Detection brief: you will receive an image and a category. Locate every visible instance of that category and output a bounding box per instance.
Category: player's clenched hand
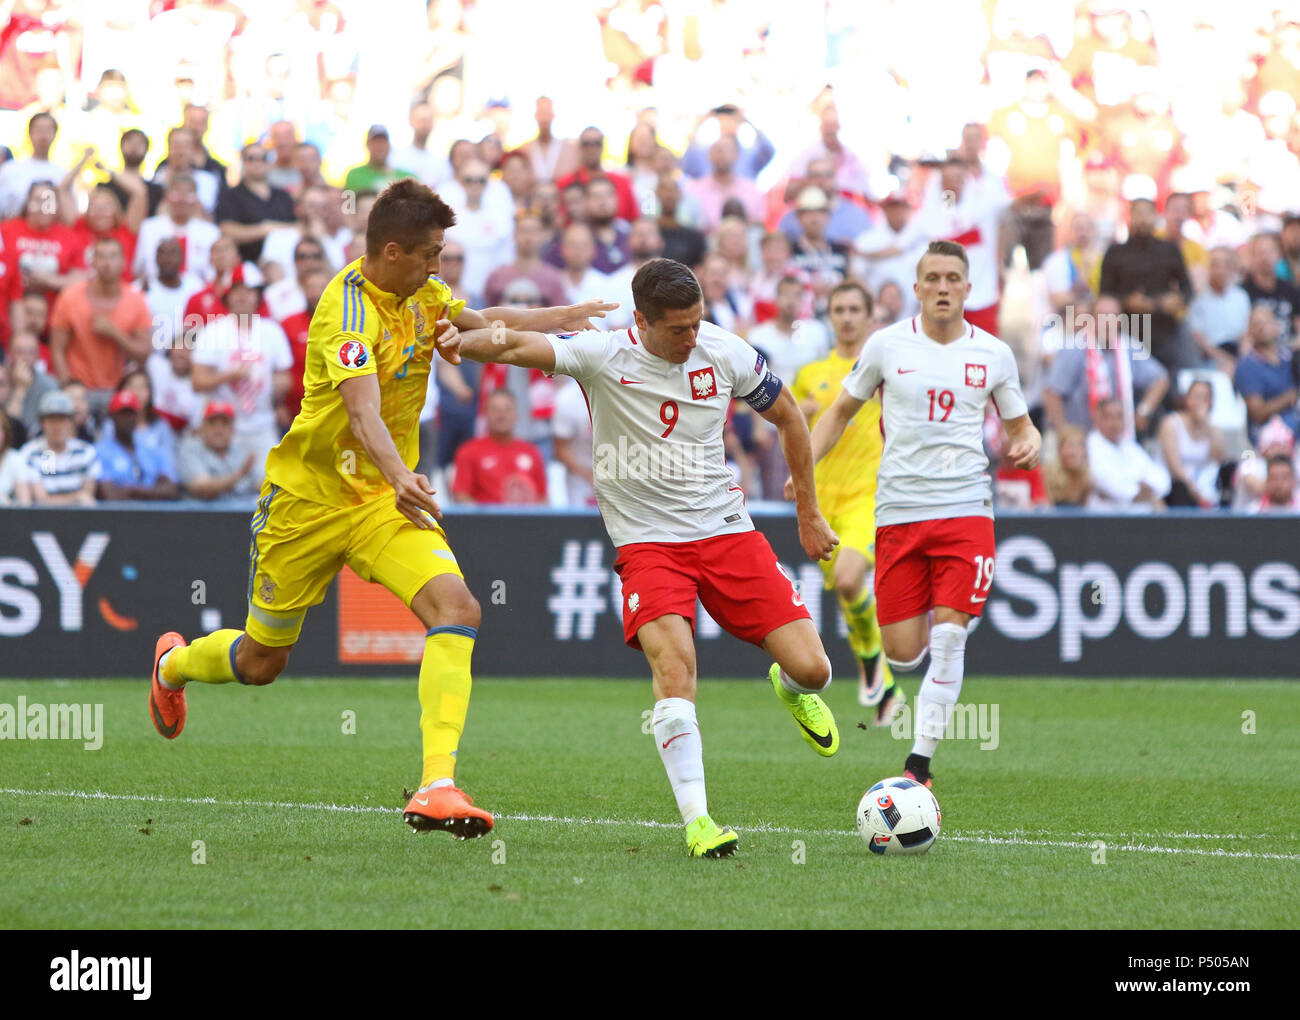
[798,511,838,562]
[393,469,442,529]
[1007,434,1041,470]
[562,300,620,330]
[432,318,461,364]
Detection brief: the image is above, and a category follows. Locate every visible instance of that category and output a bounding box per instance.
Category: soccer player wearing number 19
[808,240,1041,788]
[459,258,842,859]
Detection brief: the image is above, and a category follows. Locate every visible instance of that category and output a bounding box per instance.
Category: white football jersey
[842,315,1028,526]
[548,322,772,546]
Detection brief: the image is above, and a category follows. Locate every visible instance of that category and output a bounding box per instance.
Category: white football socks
[776,667,828,701]
[911,622,967,758]
[653,697,707,825]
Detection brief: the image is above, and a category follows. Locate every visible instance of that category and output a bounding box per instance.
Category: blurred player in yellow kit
[789,280,900,722]
[147,179,613,837]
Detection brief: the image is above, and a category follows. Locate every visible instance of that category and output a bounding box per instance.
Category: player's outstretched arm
[458,325,558,373]
[1003,414,1042,470]
[338,374,443,530]
[761,387,838,562]
[458,300,618,335]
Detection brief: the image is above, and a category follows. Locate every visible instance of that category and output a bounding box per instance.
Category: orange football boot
[149,632,188,739]
[403,785,494,839]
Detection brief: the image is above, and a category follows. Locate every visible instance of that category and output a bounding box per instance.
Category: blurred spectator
[698,251,746,335]
[216,143,296,265]
[0,409,21,504]
[556,222,615,309]
[623,121,662,214]
[343,125,414,194]
[686,135,764,232]
[182,236,263,335]
[653,174,706,267]
[435,237,471,306]
[177,400,263,501]
[0,363,21,446]
[556,127,638,223]
[484,211,568,308]
[153,128,221,216]
[749,231,803,324]
[551,376,594,507]
[1250,454,1298,512]
[852,190,925,310]
[13,389,98,506]
[0,112,63,219]
[2,330,55,437]
[143,237,204,347]
[1086,397,1170,510]
[788,187,849,316]
[995,446,1050,509]
[1188,247,1251,371]
[94,388,178,501]
[390,102,448,187]
[1278,214,1300,285]
[48,237,152,404]
[912,151,1009,336]
[780,157,872,246]
[1232,417,1296,510]
[601,217,661,330]
[133,173,221,284]
[2,180,80,315]
[451,389,547,505]
[279,265,330,423]
[179,105,228,185]
[101,128,163,220]
[1240,232,1300,344]
[294,141,328,194]
[191,279,293,465]
[147,342,204,435]
[1155,378,1224,507]
[519,97,578,184]
[266,121,302,194]
[680,105,774,181]
[582,176,631,274]
[1234,305,1299,443]
[1043,425,1093,508]
[118,367,176,457]
[61,380,95,443]
[265,237,329,323]
[748,274,830,384]
[1098,198,1193,370]
[261,186,345,282]
[1042,211,1101,313]
[67,185,141,279]
[1041,293,1168,435]
[876,280,906,325]
[1161,192,1207,290]
[789,105,870,200]
[499,149,536,213]
[447,158,513,304]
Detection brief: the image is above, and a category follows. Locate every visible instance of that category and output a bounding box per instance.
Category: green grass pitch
[2,676,1297,929]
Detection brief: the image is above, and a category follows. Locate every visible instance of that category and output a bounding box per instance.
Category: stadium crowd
[1,0,1298,513]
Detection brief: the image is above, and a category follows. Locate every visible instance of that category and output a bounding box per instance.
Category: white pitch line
[3,787,1298,862]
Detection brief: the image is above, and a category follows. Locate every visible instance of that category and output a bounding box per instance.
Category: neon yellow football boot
[769,663,839,757]
[685,815,739,858]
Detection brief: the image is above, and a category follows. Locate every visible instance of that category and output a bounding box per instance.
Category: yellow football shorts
[819,501,877,588]
[244,481,464,647]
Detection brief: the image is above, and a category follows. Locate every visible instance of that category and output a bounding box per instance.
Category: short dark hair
[121,127,149,148]
[632,258,702,322]
[28,111,56,134]
[365,179,456,257]
[829,279,873,313]
[1266,453,1294,473]
[92,235,125,254]
[916,239,969,278]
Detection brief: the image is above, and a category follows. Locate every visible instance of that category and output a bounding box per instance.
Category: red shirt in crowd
[66,216,136,280]
[1,216,79,307]
[452,436,548,505]
[279,308,312,417]
[554,166,640,222]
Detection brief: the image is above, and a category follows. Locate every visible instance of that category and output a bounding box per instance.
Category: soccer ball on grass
[856,777,941,855]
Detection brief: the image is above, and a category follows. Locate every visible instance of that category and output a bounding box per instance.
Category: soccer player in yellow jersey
[789,280,901,724]
[147,179,613,838]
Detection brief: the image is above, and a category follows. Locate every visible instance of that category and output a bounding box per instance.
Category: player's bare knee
[448,590,481,630]
[794,654,833,691]
[241,649,288,687]
[883,638,926,671]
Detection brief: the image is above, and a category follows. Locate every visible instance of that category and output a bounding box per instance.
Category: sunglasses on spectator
[295,250,324,260]
[580,138,603,146]
[462,176,487,185]
[244,151,268,161]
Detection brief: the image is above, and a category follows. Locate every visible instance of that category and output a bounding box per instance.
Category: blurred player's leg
[639,614,736,858]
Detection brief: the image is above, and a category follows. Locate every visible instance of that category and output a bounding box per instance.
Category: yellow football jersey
[793,348,882,516]
[264,259,465,506]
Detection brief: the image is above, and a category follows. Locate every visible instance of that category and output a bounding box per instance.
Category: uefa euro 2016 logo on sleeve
[338,340,369,369]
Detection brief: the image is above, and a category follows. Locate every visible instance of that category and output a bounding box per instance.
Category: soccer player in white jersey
[808,240,1041,788]
[458,258,841,858]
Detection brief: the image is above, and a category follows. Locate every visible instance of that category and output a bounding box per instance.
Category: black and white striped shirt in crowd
[17,437,101,495]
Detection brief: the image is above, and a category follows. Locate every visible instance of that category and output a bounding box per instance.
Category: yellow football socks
[843,590,882,662]
[163,629,244,686]
[418,626,477,788]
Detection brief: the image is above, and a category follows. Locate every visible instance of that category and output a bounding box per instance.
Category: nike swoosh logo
[897,368,918,374]
[661,733,690,749]
[970,595,987,603]
[620,377,643,385]
[798,720,834,748]
[415,797,429,806]
[149,694,178,738]
[932,679,958,684]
